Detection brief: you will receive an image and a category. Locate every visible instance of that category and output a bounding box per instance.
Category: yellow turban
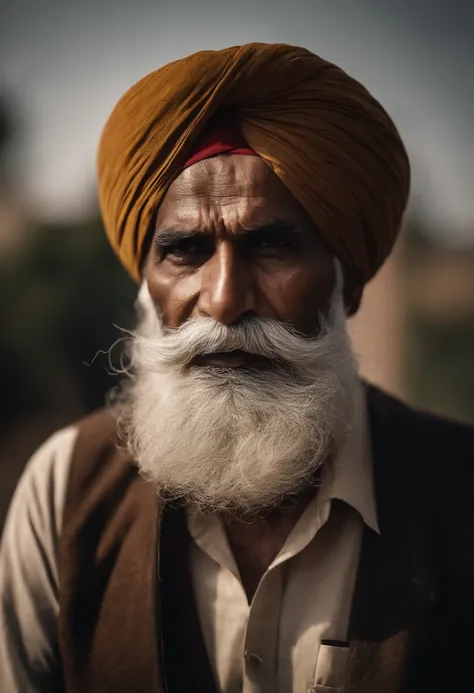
[97,42,410,283]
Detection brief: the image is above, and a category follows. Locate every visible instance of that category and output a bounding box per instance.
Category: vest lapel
[59,446,165,693]
[345,386,438,693]
[159,504,219,693]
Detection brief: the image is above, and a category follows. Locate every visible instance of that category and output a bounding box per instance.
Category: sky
[1,0,473,243]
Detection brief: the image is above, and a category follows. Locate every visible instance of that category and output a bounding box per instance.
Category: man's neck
[222,483,319,603]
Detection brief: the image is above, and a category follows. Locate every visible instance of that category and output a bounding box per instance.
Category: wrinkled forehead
[156,154,314,231]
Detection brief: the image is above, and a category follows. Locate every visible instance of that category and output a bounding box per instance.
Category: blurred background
[1,0,473,527]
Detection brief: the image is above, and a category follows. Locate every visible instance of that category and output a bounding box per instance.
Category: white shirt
[0,389,378,692]
[188,389,379,692]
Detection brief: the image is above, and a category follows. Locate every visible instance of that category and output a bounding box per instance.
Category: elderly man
[1,42,474,693]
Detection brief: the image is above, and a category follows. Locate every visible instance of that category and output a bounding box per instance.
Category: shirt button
[244,650,263,671]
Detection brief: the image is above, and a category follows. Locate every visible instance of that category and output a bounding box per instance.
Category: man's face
[121,154,360,516]
[145,154,336,342]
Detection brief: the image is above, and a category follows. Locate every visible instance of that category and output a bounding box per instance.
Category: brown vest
[57,385,474,692]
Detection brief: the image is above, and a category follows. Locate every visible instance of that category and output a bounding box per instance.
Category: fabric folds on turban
[97,42,410,283]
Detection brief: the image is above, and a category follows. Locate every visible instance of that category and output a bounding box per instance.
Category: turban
[98,42,410,283]
[182,117,255,169]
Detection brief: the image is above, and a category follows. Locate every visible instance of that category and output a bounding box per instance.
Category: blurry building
[349,239,405,398]
[408,246,474,320]
[404,240,474,422]
[0,195,28,250]
[349,229,474,423]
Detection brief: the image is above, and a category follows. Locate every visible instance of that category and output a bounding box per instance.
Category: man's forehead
[158,154,308,227]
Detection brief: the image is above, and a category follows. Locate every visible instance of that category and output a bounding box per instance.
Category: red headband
[183,118,255,169]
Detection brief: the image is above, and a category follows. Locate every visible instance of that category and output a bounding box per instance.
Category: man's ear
[343,273,364,317]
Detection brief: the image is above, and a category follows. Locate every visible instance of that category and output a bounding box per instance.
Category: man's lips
[191,350,273,369]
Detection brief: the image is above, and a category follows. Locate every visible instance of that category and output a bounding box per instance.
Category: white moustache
[132,315,348,372]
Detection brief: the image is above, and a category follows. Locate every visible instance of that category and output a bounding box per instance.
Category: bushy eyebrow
[154,227,201,247]
[154,220,303,247]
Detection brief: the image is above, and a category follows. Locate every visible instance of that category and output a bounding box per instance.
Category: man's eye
[251,235,300,252]
[162,240,208,264]
[169,242,200,255]
[258,238,289,248]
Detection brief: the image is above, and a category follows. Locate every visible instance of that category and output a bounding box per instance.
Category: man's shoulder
[367,383,474,450]
[71,407,120,453]
[367,384,474,499]
[72,405,120,443]
[368,385,474,556]
[61,406,136,497]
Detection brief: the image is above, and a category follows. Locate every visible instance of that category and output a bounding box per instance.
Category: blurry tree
[0,91,137,526]
[0,91,140,528]
[0,98,10,153]
[406,314,474,422]
[0,91,20,187]
[0,215,136,433]
[403,218,474,423]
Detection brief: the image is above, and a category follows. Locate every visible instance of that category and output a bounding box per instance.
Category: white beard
[118,263,360,515]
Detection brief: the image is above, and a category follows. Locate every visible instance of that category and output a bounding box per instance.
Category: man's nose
[197,244,257,325]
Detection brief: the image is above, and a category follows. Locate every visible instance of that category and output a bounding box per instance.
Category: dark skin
[144,154,363,601]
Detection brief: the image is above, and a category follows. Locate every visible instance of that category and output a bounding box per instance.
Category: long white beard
[118,265,359,515]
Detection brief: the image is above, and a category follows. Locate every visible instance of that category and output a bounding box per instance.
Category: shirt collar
[329,382,380,534]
